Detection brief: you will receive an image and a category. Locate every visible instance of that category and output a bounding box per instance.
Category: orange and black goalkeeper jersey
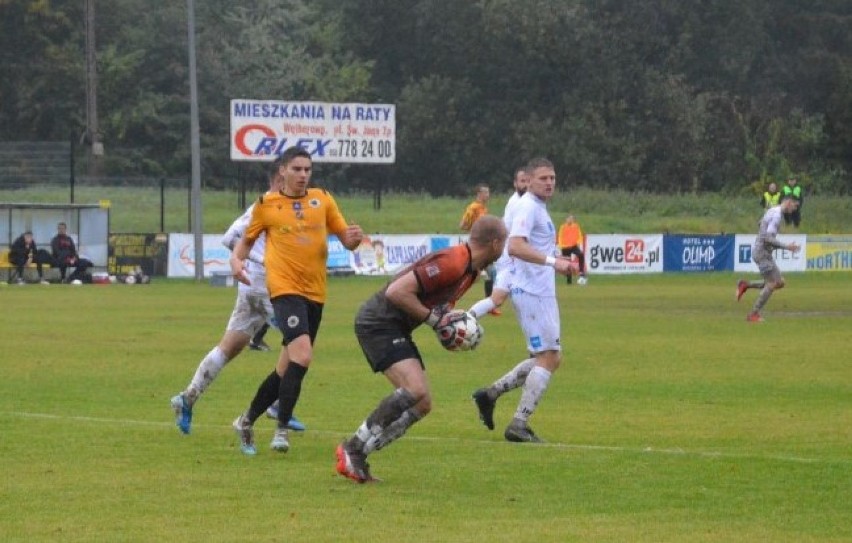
[356,243,479,332]
[412,243,478,309]
[245,188,348,303]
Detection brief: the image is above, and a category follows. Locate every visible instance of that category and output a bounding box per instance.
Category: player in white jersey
[468,166,529,319]
[472,158,576,442]
[169,169,304,434]
[735,198,801,322]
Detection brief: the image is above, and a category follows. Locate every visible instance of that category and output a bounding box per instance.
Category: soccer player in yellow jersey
[460,183,498,310]
[459,183,490,231]
[229,146,363,455]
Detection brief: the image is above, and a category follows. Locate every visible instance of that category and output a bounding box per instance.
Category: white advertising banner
[167,233,231,278]
[586,234,664,274]
[230,99,396,163]
[733,235,807,272]
[350,234,434,275]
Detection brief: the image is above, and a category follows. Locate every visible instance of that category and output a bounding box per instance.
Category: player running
[169,166,304,435]
[736,198,801,322]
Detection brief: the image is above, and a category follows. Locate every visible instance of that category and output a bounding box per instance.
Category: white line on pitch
[3,410,845,466]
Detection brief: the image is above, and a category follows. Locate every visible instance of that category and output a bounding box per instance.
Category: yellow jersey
[460,201,488,232]
[245,188,349,303]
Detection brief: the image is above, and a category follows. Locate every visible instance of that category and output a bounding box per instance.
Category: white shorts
[225,289,274,336]
[510,290,561,353]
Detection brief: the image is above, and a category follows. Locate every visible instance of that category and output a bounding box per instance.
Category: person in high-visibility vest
[781,177,804,227]
[760,182,780,209]
[556,215,586,284]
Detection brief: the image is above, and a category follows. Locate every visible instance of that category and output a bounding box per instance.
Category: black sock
[484,279,493,297]
[277,362,308,428]
[246,371,280,423]
[252,323,269,345]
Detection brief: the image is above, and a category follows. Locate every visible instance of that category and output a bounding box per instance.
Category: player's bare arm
[386,271,460,330]
[229,236,253,285]
[386,271,431,322]
[508,236,575,275]
[767,235,800,254]
[339,223,364,250]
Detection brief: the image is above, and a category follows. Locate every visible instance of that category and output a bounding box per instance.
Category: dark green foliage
[0,0,850,194]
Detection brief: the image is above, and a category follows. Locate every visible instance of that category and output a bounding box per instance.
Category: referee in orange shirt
[556,215,586,284]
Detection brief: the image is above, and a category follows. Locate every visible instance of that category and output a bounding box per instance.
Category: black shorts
[355,325,423,374]
[272,295,324,345]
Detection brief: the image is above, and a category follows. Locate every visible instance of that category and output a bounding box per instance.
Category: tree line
[1,0,850,196]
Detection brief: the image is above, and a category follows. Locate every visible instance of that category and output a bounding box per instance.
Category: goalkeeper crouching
[336,215,507,483]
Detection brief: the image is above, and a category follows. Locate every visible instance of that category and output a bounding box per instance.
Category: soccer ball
[436,311,484,352]
[577,276,588,286]
[125,275,137,284]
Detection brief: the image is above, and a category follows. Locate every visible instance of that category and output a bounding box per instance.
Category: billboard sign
[586,235,663,274]
[734,235,807,272]
[230,99,395,164]
[663,234,734,272]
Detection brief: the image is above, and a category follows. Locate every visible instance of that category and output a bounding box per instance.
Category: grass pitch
[1,273,850,542]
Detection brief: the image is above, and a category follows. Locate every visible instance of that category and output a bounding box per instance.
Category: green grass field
[1,273,850,542]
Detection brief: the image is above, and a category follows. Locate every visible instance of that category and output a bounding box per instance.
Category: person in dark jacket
[9,231,51,284]
[51,222,93,282]
[781,177,804,227]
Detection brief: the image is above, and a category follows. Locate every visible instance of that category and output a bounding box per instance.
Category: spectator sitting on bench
[51,222,93,283]
[9,231,51,285]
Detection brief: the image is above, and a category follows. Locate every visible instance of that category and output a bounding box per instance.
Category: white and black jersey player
[736,198,801,322]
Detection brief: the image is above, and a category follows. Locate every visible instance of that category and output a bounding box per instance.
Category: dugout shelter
[1,203,110,268]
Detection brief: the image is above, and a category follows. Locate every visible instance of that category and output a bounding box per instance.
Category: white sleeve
[509,199,533,239]
[766,209,782,236]
[221,205,253,250]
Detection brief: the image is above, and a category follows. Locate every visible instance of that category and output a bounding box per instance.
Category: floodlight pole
[187,0,204,281]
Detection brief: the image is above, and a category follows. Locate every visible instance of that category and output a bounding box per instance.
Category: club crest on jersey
[287,316,300,328]
[292,201,304,219]
[308,198,320,208]
[425,264,440,277]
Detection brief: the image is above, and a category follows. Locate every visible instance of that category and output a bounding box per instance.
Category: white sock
[186,346,230,403]
[489,358,536,399]
[355,420,373,443]
[514,366,551,423]
[469,298,496,319]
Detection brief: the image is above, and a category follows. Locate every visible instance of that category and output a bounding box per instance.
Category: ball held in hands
[435,310,484,352]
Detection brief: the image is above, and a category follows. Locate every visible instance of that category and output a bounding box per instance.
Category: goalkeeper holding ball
[336,215,507,483]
